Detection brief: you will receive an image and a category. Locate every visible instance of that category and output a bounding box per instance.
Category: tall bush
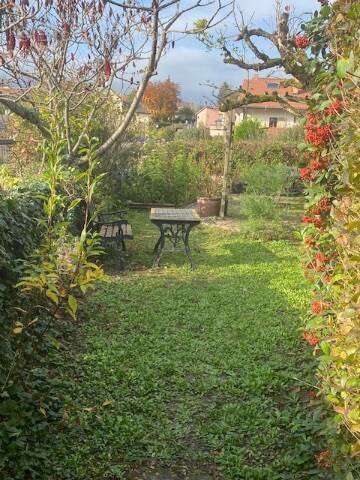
[298,0,360,466]
[239,162,291,221]
[0,135,104,479]
[233,118,264,140]
[122,141,203,205]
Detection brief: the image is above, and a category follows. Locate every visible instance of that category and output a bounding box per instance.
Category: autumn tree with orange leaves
[143,79,180,122]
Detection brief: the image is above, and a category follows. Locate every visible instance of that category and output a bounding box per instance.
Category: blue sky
[155,0,319,104]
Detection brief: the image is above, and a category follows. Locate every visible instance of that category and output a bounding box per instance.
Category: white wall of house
[209,126,225,137]
[235,107,298,128]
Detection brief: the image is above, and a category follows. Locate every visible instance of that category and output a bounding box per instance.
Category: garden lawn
[51,209,329,480]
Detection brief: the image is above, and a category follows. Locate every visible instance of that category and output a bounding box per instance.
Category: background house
[196,107,225,136]
[196,76,307,137]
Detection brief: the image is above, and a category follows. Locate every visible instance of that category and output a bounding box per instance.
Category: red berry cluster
[299,167,314,181]
[311,197,331,215]
[307,251,331,271]
[299,156,329,183]
[309,157,328,171]
[306,123,332,146]
[302,216,324,229]
[302,330,320,346]
[311,300,329,315]
[325,99,343,116]
[295,35,309,49]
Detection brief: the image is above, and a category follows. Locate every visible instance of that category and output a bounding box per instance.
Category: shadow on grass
[102,221,298,274]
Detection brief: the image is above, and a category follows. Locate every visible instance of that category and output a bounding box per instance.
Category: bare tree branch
[0,97,50,138]
[220,88,305,117]
[0,0,228,160]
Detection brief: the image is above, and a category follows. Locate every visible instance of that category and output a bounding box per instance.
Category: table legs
[153,224,166,268]
[183,224,195,269]
[152,223,195,269]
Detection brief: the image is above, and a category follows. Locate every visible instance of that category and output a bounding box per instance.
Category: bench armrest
[98,210,127,218]
[93,219,128,227]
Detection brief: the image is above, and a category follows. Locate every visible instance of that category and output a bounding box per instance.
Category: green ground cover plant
[40,209,342,480]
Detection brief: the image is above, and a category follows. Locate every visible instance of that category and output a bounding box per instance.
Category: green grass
[50,206,331,480]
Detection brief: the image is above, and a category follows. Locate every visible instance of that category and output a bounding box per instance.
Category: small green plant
[233,118,264,140]
[174,126,210,141]
[241,194,279,219]
[0,165,19,190]
[17,135,104,320]
[241,162,291,196]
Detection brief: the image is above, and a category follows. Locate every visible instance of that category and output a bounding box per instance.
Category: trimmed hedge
[117,136,303,205]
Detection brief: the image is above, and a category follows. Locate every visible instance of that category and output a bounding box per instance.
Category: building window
[269,117,278,128]
[267,82,279,90]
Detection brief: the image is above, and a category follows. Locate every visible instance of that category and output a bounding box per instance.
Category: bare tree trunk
[220,112,233,219]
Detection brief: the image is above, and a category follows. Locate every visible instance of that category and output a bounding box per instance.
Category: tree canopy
[143,78,180,122]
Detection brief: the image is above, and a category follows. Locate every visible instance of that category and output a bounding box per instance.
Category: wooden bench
[95,211,133,266]
[99,223,133,241]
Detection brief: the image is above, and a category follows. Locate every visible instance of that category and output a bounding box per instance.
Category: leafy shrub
[110,133,303,206]
[233,118,264,140]
[120,139,226,204]
[241,162,292,196]
[122,141,203,205]
[0,165,20,190]
[241,194,280,220]
[298,2,360,469]
[0,183,47,286]
[0,137,104,479]
[174,126,210,141]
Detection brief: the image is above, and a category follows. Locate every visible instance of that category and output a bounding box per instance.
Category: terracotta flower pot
[196,197,221,217]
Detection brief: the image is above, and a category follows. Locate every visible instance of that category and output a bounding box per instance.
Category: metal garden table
[150,208,201,269]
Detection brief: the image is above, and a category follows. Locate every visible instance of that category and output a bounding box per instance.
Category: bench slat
[100,225,108,237]
[99,223,133,240]
[121,224,133,239]
[100,224,119,238]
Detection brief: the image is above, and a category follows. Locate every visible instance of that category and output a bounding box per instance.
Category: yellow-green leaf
[39,407,47,417]
[68,295,78,315]
[46,289,59,304]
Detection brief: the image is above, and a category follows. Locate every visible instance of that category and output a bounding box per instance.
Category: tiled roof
[240,76,307,111]
[244,101,307,111]
[242,76,307,98]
